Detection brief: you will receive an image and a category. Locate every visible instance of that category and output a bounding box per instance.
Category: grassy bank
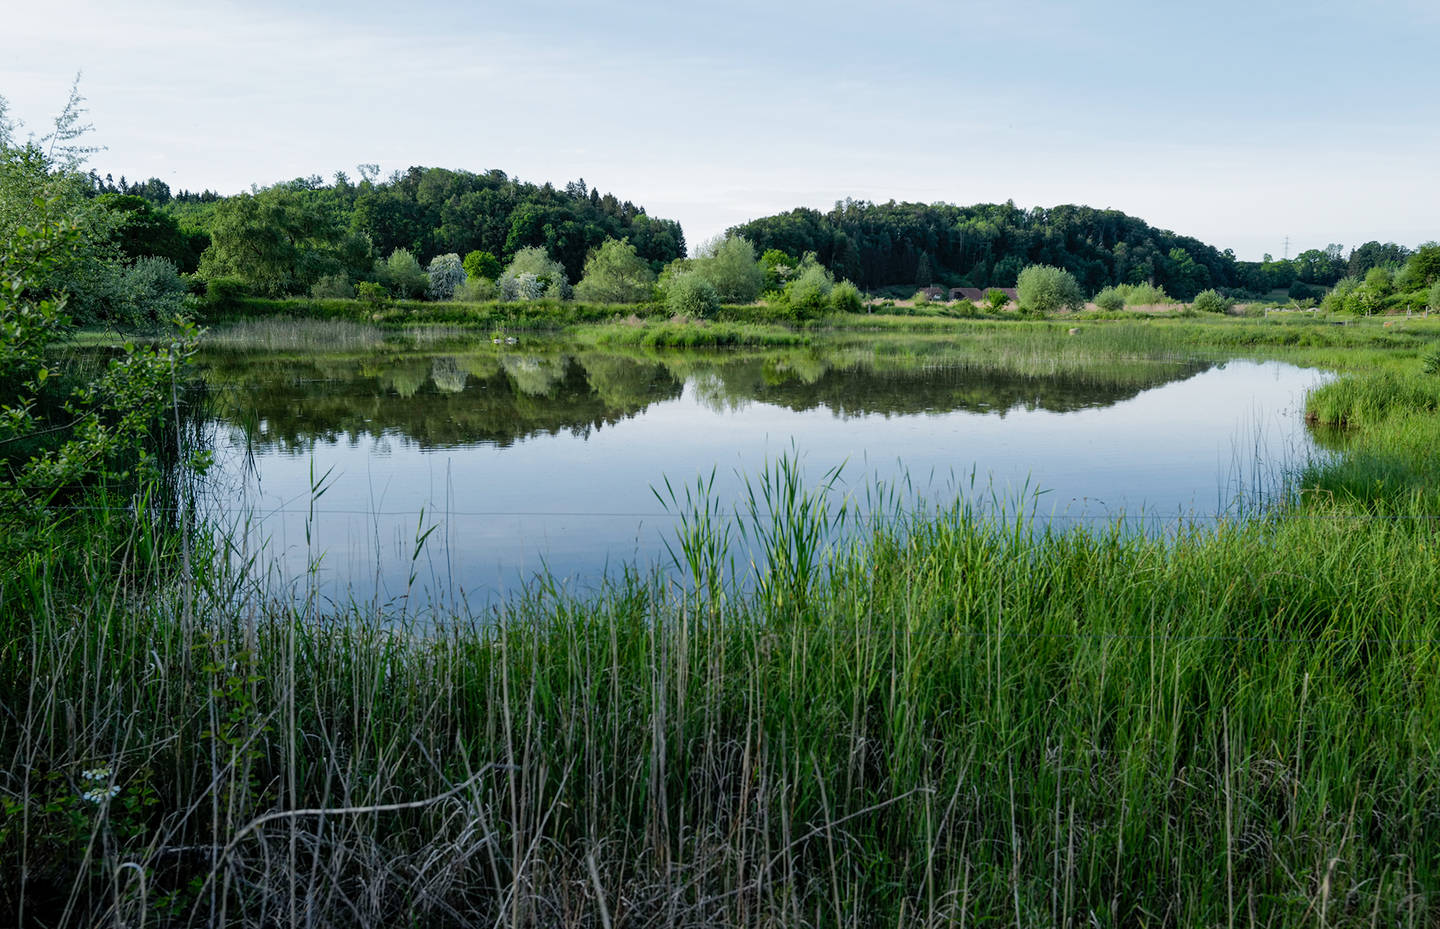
[5,324,1440,927]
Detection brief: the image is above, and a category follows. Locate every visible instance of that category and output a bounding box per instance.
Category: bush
[355,281,388,305]
[1093,286,1126,312]
[1423,345,1440,375]
[310,273,355,300]
[785,261,835,316]
[1191,289,1233,314]
[952,298,979,318]
[912,289,930,306]
[454,277,498,302]
[984,289,1010,312]
[664,272,720,317]
[204,275,248,308]
[1124,282,1170,306]
[830,281,863,314]
[1016,265,1083,315]
[117,256,189,323]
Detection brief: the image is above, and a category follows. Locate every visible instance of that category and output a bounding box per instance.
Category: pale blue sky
[4,0,1436,259]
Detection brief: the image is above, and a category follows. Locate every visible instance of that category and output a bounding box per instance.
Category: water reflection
[200,344,1209,452]
[195,333,1326,608]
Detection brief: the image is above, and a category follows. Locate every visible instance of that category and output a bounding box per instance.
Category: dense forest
[84,167,686,299]
[729,199,1415,300]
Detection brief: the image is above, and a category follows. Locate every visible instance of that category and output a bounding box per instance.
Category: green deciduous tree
[378,248,428,299]
[1015,264,1083,314]
[692,235,764,304]
[199,188,369,297]
[574,238,657,304]
[462,249,501,281]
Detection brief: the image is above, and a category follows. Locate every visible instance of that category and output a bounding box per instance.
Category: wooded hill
[729,199,1411,300]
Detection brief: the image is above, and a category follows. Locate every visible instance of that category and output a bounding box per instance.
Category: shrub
[454,277,498,302]
[204,275,248,308]
[785,261,835,316]
[984,289,1010,312]
[310,273,355,300]
[952,298,979,318]
[117,256,189,323]
[912,289,930,306]
[356,281,389,305]
[1124,282,1170,306]
[1423,345,1440,375]
[664,272,720,317]
[1016,265,1084,315]
[1191,289,1233,314]
[830,281,863,314]
[1093,286,1126,312]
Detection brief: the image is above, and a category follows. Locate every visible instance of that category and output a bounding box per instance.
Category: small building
[921,286,947,302]
[950,287,985,302]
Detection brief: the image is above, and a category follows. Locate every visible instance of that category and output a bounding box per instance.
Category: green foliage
[1016,264,1083,314]
[784,256,835,317]
[1123,282,1170,306]
[732,199,1239,296]
[378,248,428,299]
[829,280,863,314]
[664,272,720,317]
[116,256,189,323]
[453,276,498,302]
[355,281,388,305]
[1403,243,1440,288]
[984,289,1009,312]
[1191,288,1233,314]
[0,215,198,563]
[759,248,798,293]
[1422,345,1440,375]
[309,272,354,300]
[198,188,371,297]
[912,289,929,306]
[1429,280,1440,312]
[574,237,657,304]
[97,193,208,273]
[462,249,501,281]
[691,235,764,304]
[1093,285,1126,312]
[203,275,248,308]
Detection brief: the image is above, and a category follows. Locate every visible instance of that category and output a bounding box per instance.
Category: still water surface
[200,344,1328,607]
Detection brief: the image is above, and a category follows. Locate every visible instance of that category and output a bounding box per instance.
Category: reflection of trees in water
[199,346,1208,451]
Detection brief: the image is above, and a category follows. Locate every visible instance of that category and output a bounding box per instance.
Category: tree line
[728,198,1417,300]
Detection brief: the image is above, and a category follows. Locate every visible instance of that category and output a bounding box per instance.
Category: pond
[197,327,1330,609]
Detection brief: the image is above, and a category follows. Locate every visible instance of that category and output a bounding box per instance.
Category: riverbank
[5,321,1440,927]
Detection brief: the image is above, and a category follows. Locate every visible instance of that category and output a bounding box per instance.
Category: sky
[3,0,1436,260]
